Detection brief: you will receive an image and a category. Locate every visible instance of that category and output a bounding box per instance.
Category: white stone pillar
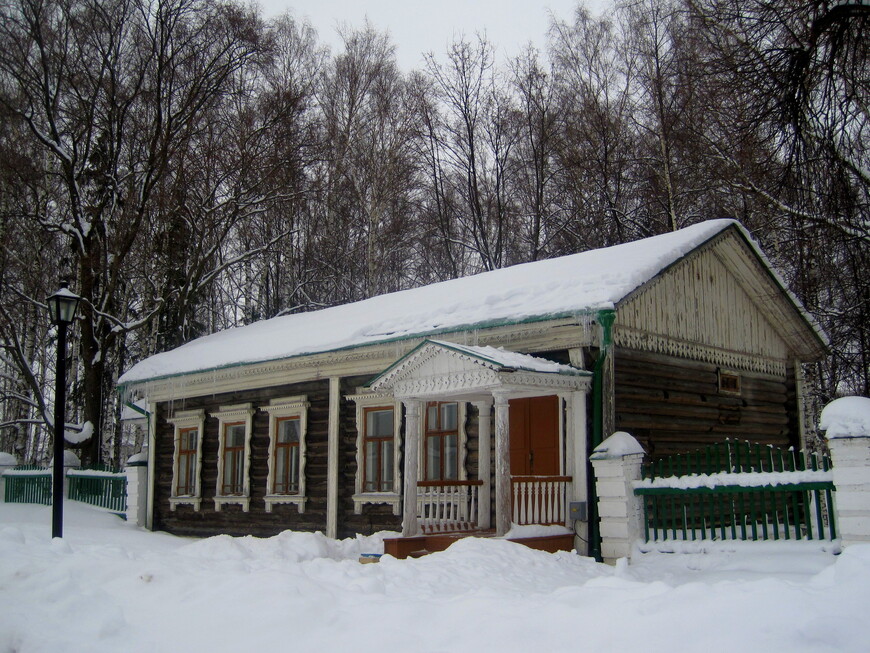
[590,432,645,564]
[0,452,18,502]
[826,436,870,546]
[473,400,493,530]
[125,452,148,527]
[494,393,511,536]
[401,400,422,536]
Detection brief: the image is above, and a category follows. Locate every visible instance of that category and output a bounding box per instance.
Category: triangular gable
[368,340,591,400]
[615,226,827,370]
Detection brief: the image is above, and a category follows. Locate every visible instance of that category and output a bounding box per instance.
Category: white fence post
[0,452,19,502]
[590,432,645,564]
[820,397,870,546]
[126,451,149,527]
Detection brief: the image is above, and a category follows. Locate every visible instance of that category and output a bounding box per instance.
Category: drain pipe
[588,309,615,562]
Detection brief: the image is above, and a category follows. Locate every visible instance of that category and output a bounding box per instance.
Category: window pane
[275,448,286,492]
[227,424,245,447]
[365,441,377,492]
[182,428,197,450]
[441,403,458,430]
[288,446,299,493]
[278,419,299,444]
[381,441,394,492]
[427,436,440,479]
[428,404,438,428]
[367,409,393,437]
[444,434,458,480]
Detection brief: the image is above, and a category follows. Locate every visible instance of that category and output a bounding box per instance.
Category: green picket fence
[3,468,52,505]
[635,440,836,543]
[68,471,127,513]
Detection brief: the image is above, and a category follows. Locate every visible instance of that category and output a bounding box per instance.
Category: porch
[367,340,592,545]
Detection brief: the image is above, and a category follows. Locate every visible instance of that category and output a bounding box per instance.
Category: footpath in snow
[1,500,869,652]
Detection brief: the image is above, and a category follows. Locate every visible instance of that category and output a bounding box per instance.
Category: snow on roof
[120,219,737,385]
[426,340,585,375]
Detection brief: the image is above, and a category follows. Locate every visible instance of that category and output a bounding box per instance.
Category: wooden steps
[383,531,574,559]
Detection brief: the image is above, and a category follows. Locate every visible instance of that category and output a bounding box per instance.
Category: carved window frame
[213,403,255,512]
[262,395,309,513]
[718,369,742,396]
[168,409,205,511]
[348,392,402,515]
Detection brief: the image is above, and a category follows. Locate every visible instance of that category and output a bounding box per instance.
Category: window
[213,403,255,512]
[177,427,198,495]
[348,392,402,515]
[168,410,205,511]
[364,407,395,492]
[262,395,309,513]
[425,402,459,481]
[274,418,301,493]
[718,370,741,395]
[221,423,246,495]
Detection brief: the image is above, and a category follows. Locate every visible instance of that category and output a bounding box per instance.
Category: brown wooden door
[509,395,560,476]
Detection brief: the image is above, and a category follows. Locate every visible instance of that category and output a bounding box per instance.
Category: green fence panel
[68,473,127,512]
[3,473,52,505]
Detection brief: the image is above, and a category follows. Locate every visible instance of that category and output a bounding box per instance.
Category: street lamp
[47,281,80,538]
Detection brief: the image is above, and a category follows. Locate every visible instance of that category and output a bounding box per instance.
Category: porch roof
[368,339,591,401]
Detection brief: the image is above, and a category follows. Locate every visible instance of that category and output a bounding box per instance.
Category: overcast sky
[257,1,610,70]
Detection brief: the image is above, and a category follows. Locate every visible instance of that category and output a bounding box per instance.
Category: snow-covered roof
[119,219,812,386]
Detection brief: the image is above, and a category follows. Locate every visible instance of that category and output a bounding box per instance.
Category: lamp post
[47,281,80,539]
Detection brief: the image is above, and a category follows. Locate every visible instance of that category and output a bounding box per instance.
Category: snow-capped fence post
[820,397,870,546]
[126,451,148,527]
[0,452,19,502]
[590,432,645,564]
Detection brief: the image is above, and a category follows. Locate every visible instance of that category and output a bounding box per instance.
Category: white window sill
[264,495,306,513]
[353,492,401,516]
[214,496,250,512]
[169,496,201,511]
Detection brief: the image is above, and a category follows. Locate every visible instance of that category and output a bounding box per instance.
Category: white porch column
[402,400,422,536]
[494,393,511,536]
[473,399,493,530]
[326,377,340,539]
[569,390,588,547]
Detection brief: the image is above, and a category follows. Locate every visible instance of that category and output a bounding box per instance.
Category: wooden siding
[615,242,791,374]
[154,380,332,538]
[614,348,796,460]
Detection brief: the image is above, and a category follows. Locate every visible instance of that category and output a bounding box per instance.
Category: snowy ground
[2,501,869,652]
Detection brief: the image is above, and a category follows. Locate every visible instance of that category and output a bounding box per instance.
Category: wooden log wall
[614,348,796,461]
[154,379,333,537]
[336,376,403,538]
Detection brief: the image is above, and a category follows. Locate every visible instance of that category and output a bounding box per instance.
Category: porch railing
[511,475,571,526]
[417,480,483,534]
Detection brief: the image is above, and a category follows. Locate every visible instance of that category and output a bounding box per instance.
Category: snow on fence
[634,440,836,544]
